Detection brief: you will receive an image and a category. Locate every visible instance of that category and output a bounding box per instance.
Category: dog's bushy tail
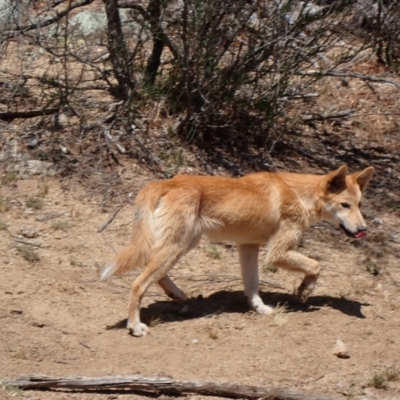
[101,183,164,280]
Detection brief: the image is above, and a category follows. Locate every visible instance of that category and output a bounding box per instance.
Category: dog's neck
[278,173,324,225]
[297,193,323,225]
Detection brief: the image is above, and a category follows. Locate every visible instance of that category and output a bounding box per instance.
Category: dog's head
[321,165,374,239]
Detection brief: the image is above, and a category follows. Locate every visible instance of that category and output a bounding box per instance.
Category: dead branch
[1,0,96,39]
[301,109,355,121]
[13,238,42,248]
[0,108,59,121]
[35,213,65,222]
[104,131,126,154]
[298,70,400,89]
[97,207,121,233]
[3,375,340,400]
[117,2,150,19]
[128,125,166,177]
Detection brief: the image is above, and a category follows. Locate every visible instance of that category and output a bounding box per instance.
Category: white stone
[333,339,350,358]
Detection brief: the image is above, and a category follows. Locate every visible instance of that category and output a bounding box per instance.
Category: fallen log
[3,375,340,400]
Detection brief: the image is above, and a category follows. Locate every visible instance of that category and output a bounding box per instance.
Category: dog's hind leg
[127,192,201,336]
[158,275,187,302]
[239,244,274,315]
[127,245,186,336]
[157,226,202,303]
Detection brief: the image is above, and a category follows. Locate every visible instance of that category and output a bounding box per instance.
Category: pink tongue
[355,231,367,239]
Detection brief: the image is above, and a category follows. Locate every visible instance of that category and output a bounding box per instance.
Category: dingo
[102,165,374,336]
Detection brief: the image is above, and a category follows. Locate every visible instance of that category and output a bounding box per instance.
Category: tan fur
[102,165,374,336]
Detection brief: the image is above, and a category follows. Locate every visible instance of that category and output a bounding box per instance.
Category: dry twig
[97,207,122,233]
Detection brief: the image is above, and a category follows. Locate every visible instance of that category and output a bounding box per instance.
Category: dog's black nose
[358,226,367,232]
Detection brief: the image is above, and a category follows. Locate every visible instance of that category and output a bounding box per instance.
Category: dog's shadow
[108,290,368,330]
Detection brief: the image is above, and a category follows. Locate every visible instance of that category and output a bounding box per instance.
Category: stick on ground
[3,375,340,400]
[98,207,121,233]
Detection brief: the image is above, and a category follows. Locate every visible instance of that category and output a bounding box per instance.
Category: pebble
[333,339,350,359]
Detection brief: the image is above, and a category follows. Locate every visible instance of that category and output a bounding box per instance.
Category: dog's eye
[341,203,351,209]
[359,202,361,207]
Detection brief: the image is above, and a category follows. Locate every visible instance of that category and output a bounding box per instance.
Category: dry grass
[143,310,163,328]
[0,198,10,213]
[13,347,27,360]
[1,382,24,397]
[204,244,222,260]
[69,258,78,266]
[264,264,278,273]
[368,373,386,389]
[51,220,70,231]
[26,198,44,210]
[0,221,8,230]
[366,261,381,276]
[270,303,288,326]
[148,317,162,328]
[1,170,19,185]
[15,245,40,263]
[384,366,400,382]
[208,326,220,340]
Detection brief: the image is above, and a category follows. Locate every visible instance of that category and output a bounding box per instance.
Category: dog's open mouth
[339,224,367,239]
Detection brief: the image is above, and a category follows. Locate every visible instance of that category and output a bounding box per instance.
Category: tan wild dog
[102,165,374,336]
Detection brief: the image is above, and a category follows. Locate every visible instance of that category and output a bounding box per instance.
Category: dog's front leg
[158,275,187,302]
[266,228,321,303]
[238,244,274,315]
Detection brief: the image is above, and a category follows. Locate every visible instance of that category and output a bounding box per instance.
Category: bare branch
[301,109,355,122]
[117,1,150,19]
[118,0,180,60]
[104,131,126,154]
[298,70,400,89]
[13,238,42,247]
[1,0,95,39]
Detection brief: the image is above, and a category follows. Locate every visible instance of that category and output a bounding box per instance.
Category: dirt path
[1,169,400,400]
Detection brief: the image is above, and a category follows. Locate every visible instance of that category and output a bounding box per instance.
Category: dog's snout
[358,226,367,232]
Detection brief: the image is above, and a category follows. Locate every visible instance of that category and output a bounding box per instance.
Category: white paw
[248,296,274,315]
[128,322,149,337]
[254,303,274,315]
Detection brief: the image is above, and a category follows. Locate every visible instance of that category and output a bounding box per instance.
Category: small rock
[20,227,39,238]
[333,339,350,358]
[191,339,199,344]
[27,138,38,148]
[372,217,383,225]
[31,321,45,328]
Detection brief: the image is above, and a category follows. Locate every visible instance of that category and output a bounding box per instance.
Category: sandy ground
[1,167,400,400]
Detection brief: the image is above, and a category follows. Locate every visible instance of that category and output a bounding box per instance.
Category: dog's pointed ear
[326,165,348,193]
[352,166,374,192]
